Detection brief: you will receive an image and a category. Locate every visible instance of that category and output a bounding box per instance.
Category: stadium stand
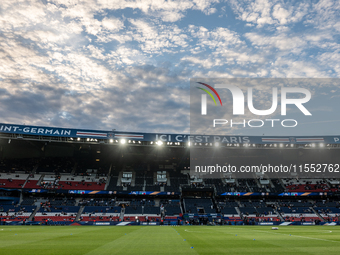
[2,124,340,226]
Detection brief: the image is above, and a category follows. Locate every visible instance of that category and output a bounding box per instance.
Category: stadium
[1,123,340,254]
[2,1,340,254]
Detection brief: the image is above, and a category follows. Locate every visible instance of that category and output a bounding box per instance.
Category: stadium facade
[0,123,339,226]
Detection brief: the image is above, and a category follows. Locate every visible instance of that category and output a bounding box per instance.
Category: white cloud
[0,0,339,134]
[229,0,309,28]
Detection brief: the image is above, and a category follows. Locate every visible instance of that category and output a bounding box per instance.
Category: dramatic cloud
[0,0,339,134]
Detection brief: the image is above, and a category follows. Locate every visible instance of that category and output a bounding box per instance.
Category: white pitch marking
[253,229,340,244]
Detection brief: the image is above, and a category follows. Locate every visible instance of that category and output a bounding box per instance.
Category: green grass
[0,225,340,254]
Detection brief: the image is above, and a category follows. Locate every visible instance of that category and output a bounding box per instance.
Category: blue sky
[0,0,340,135]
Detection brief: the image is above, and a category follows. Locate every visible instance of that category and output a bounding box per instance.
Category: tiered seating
[285,184,329,192]
[0,205,36,221]
[135,216,161,222]
[145,172,154,188]
[21,197,35,205]
[122,215,161,222]
[277,203,319,221]
[145,185,160,191]
[184,198,215,214]
[79,198,116,207]
[166,172,188,192]
[83,206,121,214]
[161,199,182,215]
[283,216,320,222]
[315,207,340,216]
[314,200,339,207]
[79,205,121,221]
[49,197,76,206]
[223,181,237,192]
[237,179,251,192]
[239,200,275,217]
[142,200,159,215]
[23,174,42,189]
[247,179,265,192]
[57,175,107,190]
[271,179,285,193]
[81,216,120,221]
[117,199,159,215]
[218,199,239,216]
[36,157,74,174]
[125,206,143,214]
[283,179,331,192]
[34,205,80,221]
[256,207,275,216]
[239,207,257,216]
[0,173,27,188]
[204,179,226,193]
[134,171,144,188]
[0,158,37,173]
[125,200,144,214]
[106,176,119,190]
[244,216,281,222]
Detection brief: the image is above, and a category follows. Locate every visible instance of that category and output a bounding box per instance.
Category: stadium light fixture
[214,142,219,147]
[109,139,113,143]
[280,143,283,148]
[274,144,277,147]
[77,138,81,141]
[311,143,316,148]
[188,142,191,147]
[120,139,126,144]
[156,141,163,146]
[319,143,324,148]
[290,144,294,148]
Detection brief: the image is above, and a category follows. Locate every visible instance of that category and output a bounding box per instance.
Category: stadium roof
[1,123,340,147]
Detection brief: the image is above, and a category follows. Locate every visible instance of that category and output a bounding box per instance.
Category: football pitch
[0,225,340,254]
